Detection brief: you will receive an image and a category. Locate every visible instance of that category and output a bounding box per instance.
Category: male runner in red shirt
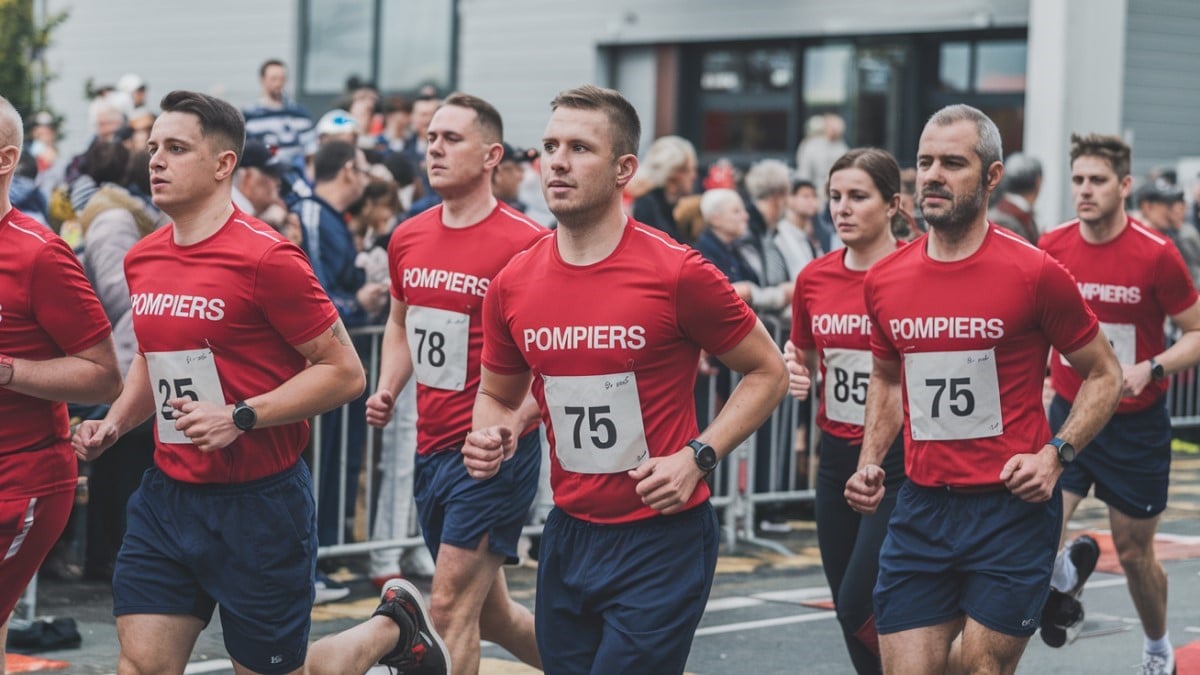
[1039,133,1200,674]
[846,105,1123,674]
[0,94,122,668]
[462,85,787,674]
[73,90,448,675]
[365,92,545,675]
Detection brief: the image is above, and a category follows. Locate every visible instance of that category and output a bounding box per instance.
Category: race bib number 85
[822,348,871,425]
[543,372,650,474]
[144,348,225,445]
[904,348,1003,441]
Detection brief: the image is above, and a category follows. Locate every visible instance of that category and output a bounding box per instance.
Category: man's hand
[169,399,241,452]
[999,445,1062,502]
[365,390,395,428]
[73,420,121,461]
[1120,361,1153,400]
[783,340,812,401]
[845,464,886,514]
[462,425,515,480]
[627,447,705,515]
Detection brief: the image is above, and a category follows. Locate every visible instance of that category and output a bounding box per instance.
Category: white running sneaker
[1140,649,1176,675]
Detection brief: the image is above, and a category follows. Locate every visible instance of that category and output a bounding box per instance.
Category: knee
[1115,540,1155,573]
[430,588,473,631]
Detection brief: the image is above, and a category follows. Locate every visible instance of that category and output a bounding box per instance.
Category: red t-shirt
[791,244,903,442]
[388,201,547,454]
[864,226,1099,487]
[0,209,111,498]
[1040,218,1198,413]
[125,209,338,483]
[482,220,758,523]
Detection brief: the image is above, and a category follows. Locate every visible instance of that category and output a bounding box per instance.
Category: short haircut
[925,104,1003,170]
[260,59,286,78]
[744,159,791,201]
[827,148,901,202]
[1069,133,1131,179]
[699,188,742,221]
[551,85,640,158]
[441,92,503,145]
[82,140,131,185]
[791,178,817,194]
[638,135,696,188]
[1002,152,1043,193]
[159,90,246,163]
[0,94,22,151]
[384,95,411,115]
[313,140,358,183]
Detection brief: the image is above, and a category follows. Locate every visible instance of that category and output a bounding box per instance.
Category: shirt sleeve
[1153,241,1200,317]
[1037,254,1100,355]
[387,228,406,302]
[30,236,112,355]
[790,270,815,350]
[676,250,758,356]
[255,242,340,346]
[479,269,529,375]
[864,269,900,361]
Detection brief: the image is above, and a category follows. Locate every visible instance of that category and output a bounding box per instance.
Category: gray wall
[44,0,297,156]
[458,0,1031,157]
[1122,0,1200,180]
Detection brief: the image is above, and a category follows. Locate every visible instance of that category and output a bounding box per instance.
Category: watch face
[1059,442,1076,463]
[233,405,256,431]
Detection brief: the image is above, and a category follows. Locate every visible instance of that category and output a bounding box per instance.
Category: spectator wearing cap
[232,139,288,230]
[116,73,150,117]
[243,58,315,166]
[1141,181,1200,288]
[630,135,697,243]
[989,152,1042,244]
[492,142,534,212]
[315,108,360,146]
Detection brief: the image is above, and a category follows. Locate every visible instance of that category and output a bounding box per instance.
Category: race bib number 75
[904,348,1003,441]
[543,372,650,474]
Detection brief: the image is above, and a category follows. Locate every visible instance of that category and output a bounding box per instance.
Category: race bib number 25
[144,348,225,445]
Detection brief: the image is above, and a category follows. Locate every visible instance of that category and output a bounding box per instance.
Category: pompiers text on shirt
[888,316,1005,341]
[524,325,647,351]
[811,313,872,336]
[131,293,226,321]
[1076,282,1141,304]
[403,267,489,298]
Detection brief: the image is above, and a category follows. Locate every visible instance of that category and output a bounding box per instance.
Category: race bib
[406,305,469,391]
[543,372,650,474]
[144,348,225,445]
[822,348,871,425]
[905,349,1003,441]
[1099,322,1136,365]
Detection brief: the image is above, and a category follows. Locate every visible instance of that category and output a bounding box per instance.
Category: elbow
[102,373,124,404]
[345,363,367,403]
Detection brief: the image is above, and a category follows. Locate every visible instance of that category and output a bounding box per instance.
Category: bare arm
[3,336,122,404]
[845,356,902,514]
[365,297,416,428]
[1001,331,1122,501]
[629,320,787,514]
[462,366,535,479]
[168,319,366,452]
[74,351,156,460]
[1123,300,1200,398]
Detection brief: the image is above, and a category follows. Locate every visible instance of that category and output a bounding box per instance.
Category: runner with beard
[845,104,1123,674]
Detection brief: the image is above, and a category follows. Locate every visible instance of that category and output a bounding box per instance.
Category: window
[300,0,455,98]
[692,43,795,155]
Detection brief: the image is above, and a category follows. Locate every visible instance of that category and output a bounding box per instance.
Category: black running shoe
[1040,535,1100,647]
[373,578,450,675]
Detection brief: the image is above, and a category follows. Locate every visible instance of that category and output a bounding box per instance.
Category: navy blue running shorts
[113,461,317,674]
[1049,394,1171,518]
[535,502,719,675]
[874,481,1061,637]
[413,429,540,563]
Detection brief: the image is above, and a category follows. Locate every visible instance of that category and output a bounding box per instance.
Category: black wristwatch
[1149,358,1166,382]
[687,439,718,475]
[1048,437,1076,465]
[232,400,257,432]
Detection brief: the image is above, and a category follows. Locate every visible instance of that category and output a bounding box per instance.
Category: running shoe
[313,572,351,605]
[1140,649,1176,675]
[1040,534,1100,647]
[374,578,450,675]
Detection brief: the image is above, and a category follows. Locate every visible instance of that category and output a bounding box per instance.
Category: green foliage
[0,0,69,122]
